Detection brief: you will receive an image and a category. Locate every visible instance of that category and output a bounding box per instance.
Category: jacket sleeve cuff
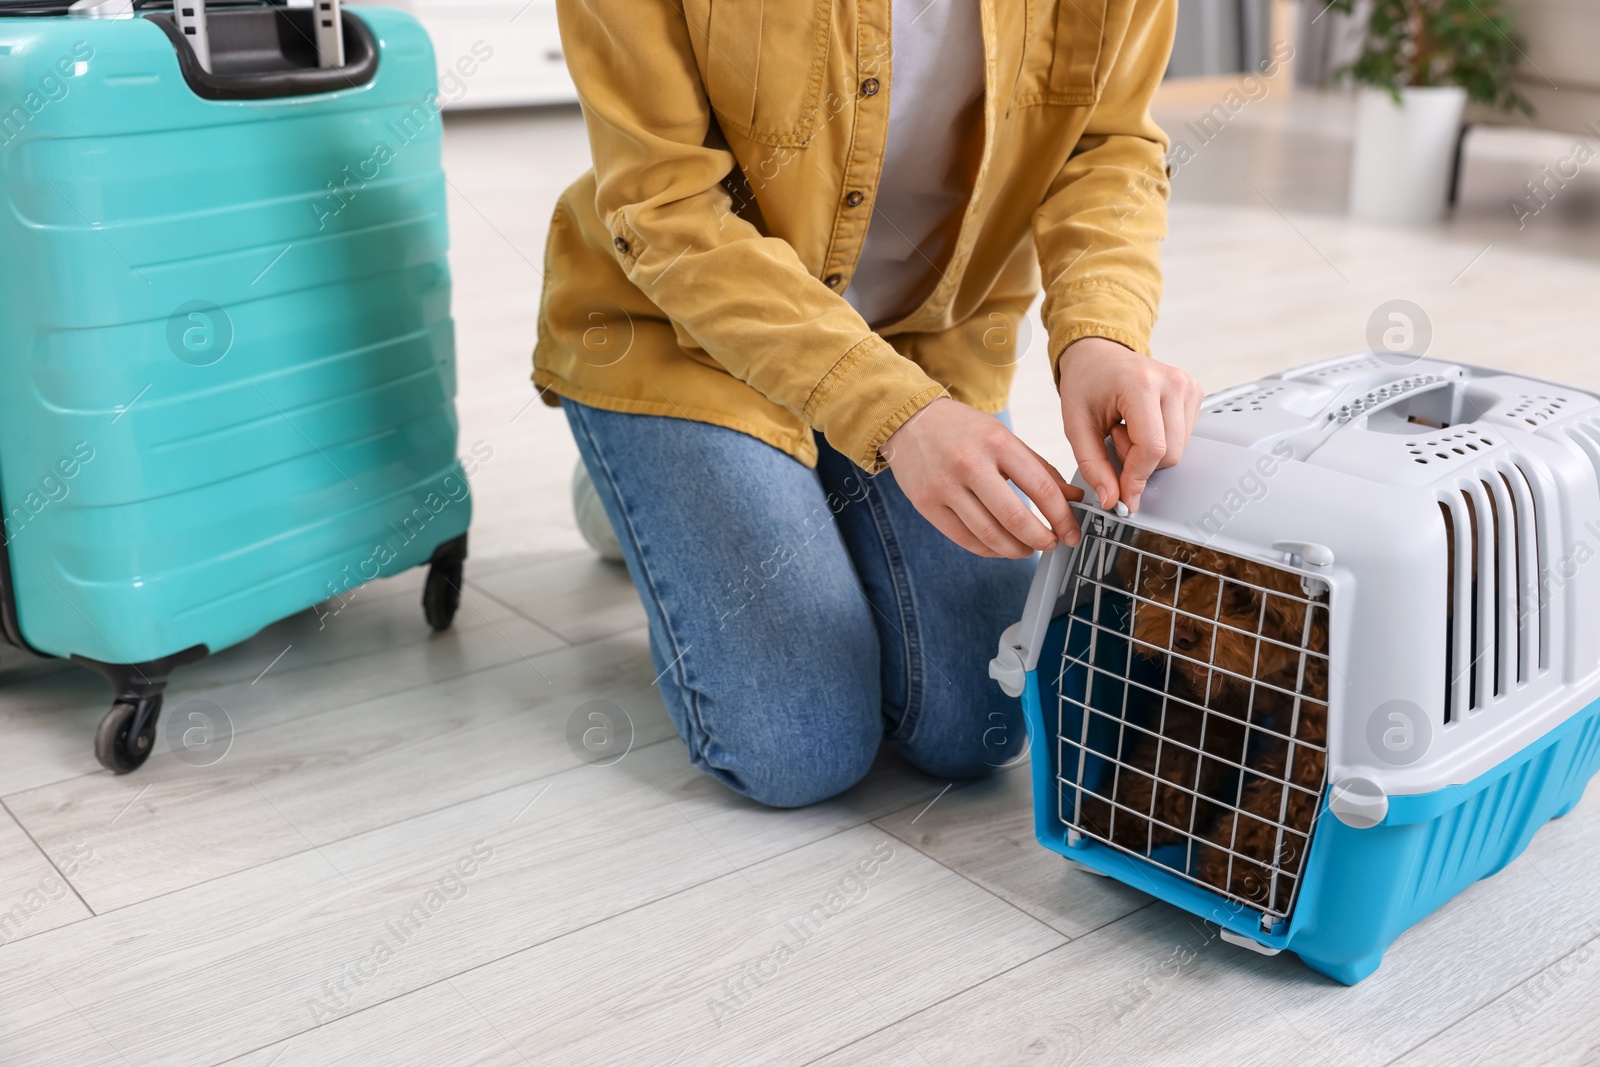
[804,335,948,474]
[1045,281,1156,382]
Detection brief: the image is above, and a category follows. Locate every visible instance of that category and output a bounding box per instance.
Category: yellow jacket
[534,0,1176,473]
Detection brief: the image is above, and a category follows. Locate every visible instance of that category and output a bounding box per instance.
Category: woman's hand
[1057,337,1204,515]
[882,398,1083,559]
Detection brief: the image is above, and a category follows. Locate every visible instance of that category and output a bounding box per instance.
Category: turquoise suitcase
[0,0,470,771]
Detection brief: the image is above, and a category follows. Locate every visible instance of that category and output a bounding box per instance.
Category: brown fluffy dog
[1074,530,1329,912]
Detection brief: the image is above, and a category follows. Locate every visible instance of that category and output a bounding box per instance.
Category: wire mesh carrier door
[1057,511,1330,928]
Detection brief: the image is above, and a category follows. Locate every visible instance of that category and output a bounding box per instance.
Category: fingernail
[1064,527,1082,547]
[1127,494,1142,513]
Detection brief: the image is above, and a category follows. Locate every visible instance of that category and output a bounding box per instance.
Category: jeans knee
[896,699,1027,780]
[705,708,880,809]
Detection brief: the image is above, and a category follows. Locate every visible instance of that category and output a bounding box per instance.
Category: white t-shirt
[842,0,985,328]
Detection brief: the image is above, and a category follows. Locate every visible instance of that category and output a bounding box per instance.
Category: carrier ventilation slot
[1207,385,1285,416]
[1505,393,1571,427]
[1407,428,1496,466]
[1438,461,1545,723]
[1568,419,1600,490]
[1305,356,1383,379]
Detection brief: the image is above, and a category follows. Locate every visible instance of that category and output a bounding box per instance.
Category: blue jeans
[565,401,1034,808]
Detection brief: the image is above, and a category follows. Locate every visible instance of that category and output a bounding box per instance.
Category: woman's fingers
[1056,339,1206,519]
[880,391,1147,559]
[969,471,1056,553]
[1116,386,1168,513]
[925,505,998,558]
[998,441,1085,547]
[1061,399,1121,510]
[949,489,1038,558]
[1110,423,1133,466]
[1155,389,1189,470]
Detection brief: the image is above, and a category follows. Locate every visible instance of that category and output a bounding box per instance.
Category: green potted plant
[1329,0,1530,224]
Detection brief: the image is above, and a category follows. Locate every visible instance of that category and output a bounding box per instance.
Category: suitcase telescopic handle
[172,0,210,72]
[147,0,377,101]
[312,0,343,69]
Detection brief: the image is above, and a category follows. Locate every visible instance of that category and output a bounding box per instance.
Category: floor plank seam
[0,621,655,807]
[14,733,683,929]
[197,817,887,1067]
[0,795,97,920]
[4,734,928,954]
[10,736,937,952]
[792,898,1174,1067]
[0,563,621,726]
[868,778,979,826]
[458,578,582,647]
[874,818,1081,942]
[1376,926,1600,1066]
[792,939,1076,1067]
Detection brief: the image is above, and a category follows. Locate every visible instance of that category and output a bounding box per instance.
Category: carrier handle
[1275,370,1465,461]
[1323,372,1460,427]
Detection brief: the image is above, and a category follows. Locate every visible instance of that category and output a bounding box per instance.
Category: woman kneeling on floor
[536,0,1203,807]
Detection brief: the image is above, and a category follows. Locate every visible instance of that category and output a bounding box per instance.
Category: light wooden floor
[4,74,1600,1067]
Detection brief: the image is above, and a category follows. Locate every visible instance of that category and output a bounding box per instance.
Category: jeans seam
[859,472,924,742]
[567,405,712,759]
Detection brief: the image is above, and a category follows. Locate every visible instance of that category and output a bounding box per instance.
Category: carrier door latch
[1273,540,1334,598]
[1328,776,1390,829]
[989,623,1027,698]
[1272,540,1334,567]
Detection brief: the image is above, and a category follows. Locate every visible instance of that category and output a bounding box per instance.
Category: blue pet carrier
[991,357,1600,983]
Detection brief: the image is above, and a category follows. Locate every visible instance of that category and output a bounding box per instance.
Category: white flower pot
[1348,85,1469,225]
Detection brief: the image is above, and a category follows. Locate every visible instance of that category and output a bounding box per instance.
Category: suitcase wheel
[423,556,463,631]
[95,695,163,774]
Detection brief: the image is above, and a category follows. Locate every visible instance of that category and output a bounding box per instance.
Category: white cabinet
[348,0,577,108]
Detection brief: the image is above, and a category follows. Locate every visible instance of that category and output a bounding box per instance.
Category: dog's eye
[1223,582,1257,614]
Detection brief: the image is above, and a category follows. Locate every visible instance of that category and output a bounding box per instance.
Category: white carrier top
[1003,355,1600,799]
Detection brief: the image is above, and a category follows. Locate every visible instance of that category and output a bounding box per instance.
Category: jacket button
[824,273,843,287]
[613,236,630,255]
[860,77,879,97]
[845,190,864,207]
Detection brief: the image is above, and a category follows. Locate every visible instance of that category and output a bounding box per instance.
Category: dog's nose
[1173,625,1203,651]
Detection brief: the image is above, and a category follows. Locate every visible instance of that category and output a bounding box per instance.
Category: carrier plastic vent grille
[1207,385,1285,416]
[1505,393,1571,427]
[1438,460,1545,723]
[1330,374,1444,424]
[1407,428,1497,465]
[1569,420,1600,489]
[1307,356,1383,378]
[1055,515,1330,925]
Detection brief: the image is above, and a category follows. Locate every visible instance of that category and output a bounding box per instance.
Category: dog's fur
[1075,530,1329,911]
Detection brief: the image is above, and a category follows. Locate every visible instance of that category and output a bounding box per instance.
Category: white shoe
[572,458,625,564]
